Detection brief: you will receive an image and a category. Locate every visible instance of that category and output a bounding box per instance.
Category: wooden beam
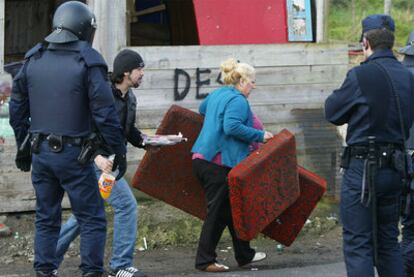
[87,0,127,69]
[0,0,4,73]
[316,0,328,43]
[136,4,166,17]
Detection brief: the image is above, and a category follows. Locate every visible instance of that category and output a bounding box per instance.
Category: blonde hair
[220,58,255,86]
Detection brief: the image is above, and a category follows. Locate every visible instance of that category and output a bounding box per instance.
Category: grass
[328,0,414,47]
[105,196,340,250]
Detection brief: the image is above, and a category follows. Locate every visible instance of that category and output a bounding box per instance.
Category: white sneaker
[109,267,147,277]
[251,252,267,263]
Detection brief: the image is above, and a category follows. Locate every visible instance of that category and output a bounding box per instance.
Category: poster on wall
[287,0,313,41]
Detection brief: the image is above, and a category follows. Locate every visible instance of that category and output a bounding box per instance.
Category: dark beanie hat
[113,49,145,77]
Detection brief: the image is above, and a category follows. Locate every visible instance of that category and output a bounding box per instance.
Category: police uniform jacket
[9,41,126,156]
[403,55,414,149]
[325,49,414,146]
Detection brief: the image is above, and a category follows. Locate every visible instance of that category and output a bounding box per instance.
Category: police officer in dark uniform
[399,30,414,276]
[8,2,127,277]
[56,49,149,277]
[400,31,414,149]
[325,15,414,277]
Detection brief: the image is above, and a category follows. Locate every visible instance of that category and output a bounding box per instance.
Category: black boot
[36,270,58,277]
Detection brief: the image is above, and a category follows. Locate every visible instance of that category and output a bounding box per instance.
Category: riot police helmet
[45,1,97,44]
[399,31,414,56]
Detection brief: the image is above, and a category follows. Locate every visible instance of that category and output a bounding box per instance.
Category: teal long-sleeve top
[191,86,265,168]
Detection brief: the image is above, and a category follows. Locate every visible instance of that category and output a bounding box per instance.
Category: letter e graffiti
[216,72,224,85]
[196,68,210,99]
[174,69,190,101]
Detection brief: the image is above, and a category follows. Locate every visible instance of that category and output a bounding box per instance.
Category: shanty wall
[0,43,347,212]
[128,43,348,197]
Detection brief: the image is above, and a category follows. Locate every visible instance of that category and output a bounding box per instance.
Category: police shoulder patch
[24,43,44,59]
[80,47,108,70]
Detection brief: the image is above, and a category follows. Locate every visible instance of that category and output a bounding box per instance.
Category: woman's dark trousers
[192,158,255,270]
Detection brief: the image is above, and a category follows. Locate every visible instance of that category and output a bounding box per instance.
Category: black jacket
[403,56,414,149]
[325,49,414,146]
[111,85,144,148]
[9,41,126,156]
[95,84,144,158]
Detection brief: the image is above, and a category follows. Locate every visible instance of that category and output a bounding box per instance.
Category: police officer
[400,31,414,149]
[325,15,414,276]
[400,31,414,71]
[56,49,149,277]
[399,30,414,276]
[8,2,127,277]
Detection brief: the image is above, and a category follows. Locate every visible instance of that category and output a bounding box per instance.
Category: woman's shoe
[251,252,267,263]
[240,252,267,267]
[203,263,230,272]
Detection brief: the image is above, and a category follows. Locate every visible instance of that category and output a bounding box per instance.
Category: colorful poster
[287,0,313,41]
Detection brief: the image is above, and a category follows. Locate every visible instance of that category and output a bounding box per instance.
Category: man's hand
[15,148,31,172]
[94,155,113,174]
[112,153,127,180]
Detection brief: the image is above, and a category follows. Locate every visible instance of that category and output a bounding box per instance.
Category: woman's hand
[263,131,273,143]
[94,155,113,174]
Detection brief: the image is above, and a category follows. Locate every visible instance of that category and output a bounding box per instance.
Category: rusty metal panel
[193,0,288,45]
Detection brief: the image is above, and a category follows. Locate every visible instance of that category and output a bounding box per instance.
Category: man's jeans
[56,167,138,270]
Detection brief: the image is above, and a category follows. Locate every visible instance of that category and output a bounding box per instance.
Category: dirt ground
[0,197,343,276]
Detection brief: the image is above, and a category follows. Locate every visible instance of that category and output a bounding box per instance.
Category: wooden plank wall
[0,43,347,213]
[129,43,347,198]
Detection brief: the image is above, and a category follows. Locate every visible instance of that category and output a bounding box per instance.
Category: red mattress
[132,105,326,244]
[132,105,207,219]
[262,166,327,246]
[228,129,300,241]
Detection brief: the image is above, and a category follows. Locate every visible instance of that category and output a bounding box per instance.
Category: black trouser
[192,159,255,269]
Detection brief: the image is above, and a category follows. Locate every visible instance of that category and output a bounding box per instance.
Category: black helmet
[399,31,414,56]
[45,1,97,44]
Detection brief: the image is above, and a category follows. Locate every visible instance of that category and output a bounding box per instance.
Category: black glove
[15,148,31,172]
[112,153,127,180]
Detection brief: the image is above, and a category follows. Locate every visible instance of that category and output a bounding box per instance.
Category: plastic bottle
[276,244,283,252]
[98,154,116,200]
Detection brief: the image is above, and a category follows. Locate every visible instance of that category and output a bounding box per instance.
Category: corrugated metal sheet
[5,0,52,61]
[193,0,288,45]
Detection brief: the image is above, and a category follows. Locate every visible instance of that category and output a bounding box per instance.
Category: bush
[328,0,414,47]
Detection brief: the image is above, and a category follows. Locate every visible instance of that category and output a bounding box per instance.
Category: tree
[384,0,392,15]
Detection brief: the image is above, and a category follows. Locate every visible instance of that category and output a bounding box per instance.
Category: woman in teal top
[191,58,273,272]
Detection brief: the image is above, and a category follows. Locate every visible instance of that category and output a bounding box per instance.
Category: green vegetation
[104,197,339,250]
[329,0,414,47]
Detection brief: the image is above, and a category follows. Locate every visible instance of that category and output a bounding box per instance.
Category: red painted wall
[193,0,288,45]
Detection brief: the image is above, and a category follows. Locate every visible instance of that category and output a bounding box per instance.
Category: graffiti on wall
[174,68,223,101]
